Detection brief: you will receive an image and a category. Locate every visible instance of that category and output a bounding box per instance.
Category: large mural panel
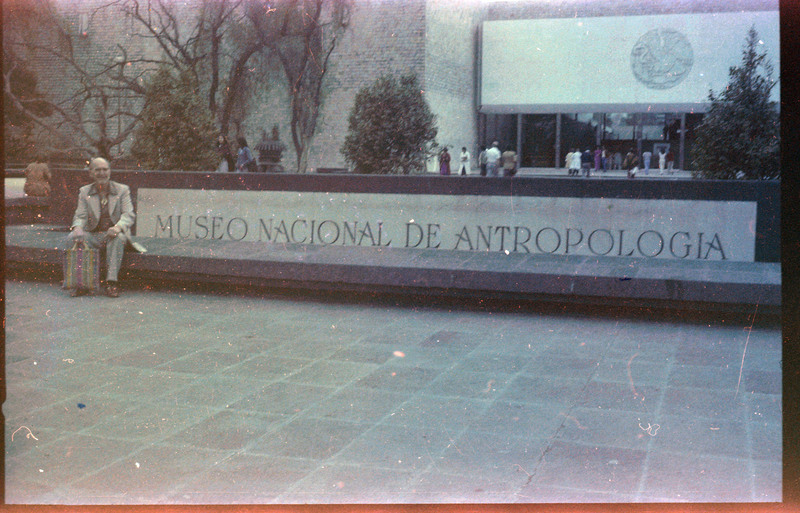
[480,11,780,113]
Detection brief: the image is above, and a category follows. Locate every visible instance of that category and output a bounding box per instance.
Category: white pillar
[679,113,686,171]
[555,113,562,168]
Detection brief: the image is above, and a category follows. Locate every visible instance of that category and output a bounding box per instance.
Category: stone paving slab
[3,279,781,505]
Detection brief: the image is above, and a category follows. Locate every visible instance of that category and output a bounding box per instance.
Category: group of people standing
[438,146,475,176]
[627,147,675,177]
[565,147,606,177]
[438,141,517,177]
[565,147,676,178]
[216,134,257,173]
[641,149,675,175]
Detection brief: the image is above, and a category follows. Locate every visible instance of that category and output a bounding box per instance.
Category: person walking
[642,150,652,175]
[439,147,451,175]
[478,145,488,176]
[216,134,235,173]
[459,146,471,175]
[501,147,517,177]
[666,150,675,174]
[486,141,502,177]
[658,148,667,175]
[569,148,582,177]
[581,148,592,177]
[565,149,574,176]
[236,136,257,172]
[625,150,639,178]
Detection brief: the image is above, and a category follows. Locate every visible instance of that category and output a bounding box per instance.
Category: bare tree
[121,0,297,136]
[122,0,349,169]
[3,0,149,160]
[270,0,350,173]
[4,0,349,169]
[121,0,240,122]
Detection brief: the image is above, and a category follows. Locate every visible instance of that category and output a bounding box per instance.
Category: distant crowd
[565,147,675,178]
[433,142,676,179]
[437,141,517,177]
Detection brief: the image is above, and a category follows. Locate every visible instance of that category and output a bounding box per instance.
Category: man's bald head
[88,158,111,185]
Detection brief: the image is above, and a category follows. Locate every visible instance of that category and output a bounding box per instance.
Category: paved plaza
[3,277,781,505]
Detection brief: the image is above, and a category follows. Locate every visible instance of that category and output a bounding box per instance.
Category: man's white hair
[89,157,110,169]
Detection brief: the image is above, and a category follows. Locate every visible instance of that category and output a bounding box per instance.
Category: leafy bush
[692,27,779,180]
[131,67,218,171]
[341,74,437,174]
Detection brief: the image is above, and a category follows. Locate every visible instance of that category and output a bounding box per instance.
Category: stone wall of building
[15,0,778,171]
[295,0,484,173]
[423,0,482,172]
[248,0,433,172]
[13,0,475,170]
[302,0,430,172]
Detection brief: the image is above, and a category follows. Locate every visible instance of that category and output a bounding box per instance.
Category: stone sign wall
[138,189,756,262]
[47,170,780,263]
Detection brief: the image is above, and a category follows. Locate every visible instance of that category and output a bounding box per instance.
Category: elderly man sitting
[68,157,135,298]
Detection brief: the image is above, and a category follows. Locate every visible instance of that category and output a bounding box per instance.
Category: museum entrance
[479,112,704,171]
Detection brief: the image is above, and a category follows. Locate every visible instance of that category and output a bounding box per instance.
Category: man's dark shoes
[105,282,120,298]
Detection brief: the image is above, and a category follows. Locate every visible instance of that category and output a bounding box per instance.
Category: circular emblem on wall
[630,28,694,90]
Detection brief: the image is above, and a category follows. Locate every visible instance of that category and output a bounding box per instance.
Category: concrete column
[555,113,562,168]
[516,114,523,166]
[595,113,602,146]
[679,112,686,171]
[636,113,642,159]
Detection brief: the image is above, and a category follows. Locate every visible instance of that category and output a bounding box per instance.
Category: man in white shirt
[459,147,471,175]
[485,141,502,177]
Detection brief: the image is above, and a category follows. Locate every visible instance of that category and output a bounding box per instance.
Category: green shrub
[341,74,437,174]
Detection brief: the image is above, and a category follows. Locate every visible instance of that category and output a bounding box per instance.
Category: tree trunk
[219,43,264,134]
[296,138,311,174]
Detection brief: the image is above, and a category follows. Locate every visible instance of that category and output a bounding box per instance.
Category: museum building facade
[311,0,779,173]
[17,0,779,173]
[475,0,779,171]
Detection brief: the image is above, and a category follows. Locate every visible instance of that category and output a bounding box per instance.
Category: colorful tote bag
[63,241,100,291]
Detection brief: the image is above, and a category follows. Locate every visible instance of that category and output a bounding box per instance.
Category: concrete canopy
[479,11,780,114]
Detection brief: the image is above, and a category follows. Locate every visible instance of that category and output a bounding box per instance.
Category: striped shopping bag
[63,240,100,291]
